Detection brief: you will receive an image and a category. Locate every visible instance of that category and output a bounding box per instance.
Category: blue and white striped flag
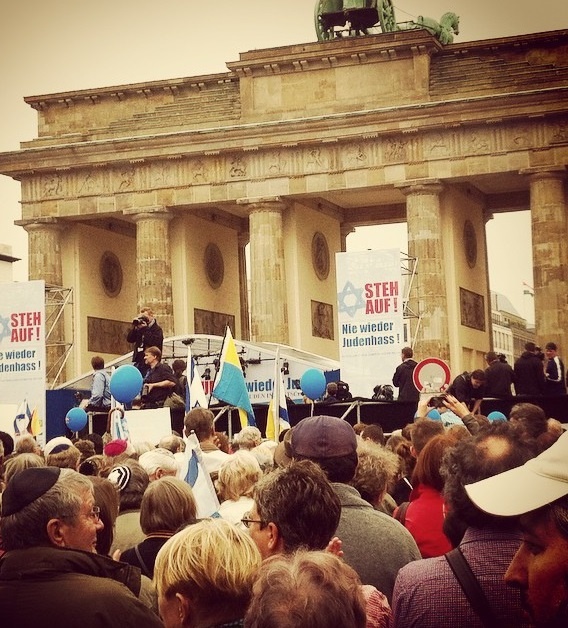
[183,431,220,519]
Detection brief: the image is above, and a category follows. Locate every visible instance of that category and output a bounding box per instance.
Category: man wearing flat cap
[0,467,162,627]
[466,430,568,628]
[289,415,421,602]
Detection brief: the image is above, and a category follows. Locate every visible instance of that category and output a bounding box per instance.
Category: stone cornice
[2,88,567,177]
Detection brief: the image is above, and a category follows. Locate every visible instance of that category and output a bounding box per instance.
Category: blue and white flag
[14,400,30,436]
[266,347,290,442]
[186,343,207,413]
[183,431,220,519]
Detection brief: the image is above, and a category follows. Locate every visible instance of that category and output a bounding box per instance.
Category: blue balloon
[300,369,327,400]
[110,364,143,404]
[66,407,88,432]
[487,411,507,422]
[426,409,442,421]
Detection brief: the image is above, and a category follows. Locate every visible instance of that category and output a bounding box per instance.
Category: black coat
[126,320,164,370]
[392,359,419,402]
[513,351,545,395]
[484,360,515,398]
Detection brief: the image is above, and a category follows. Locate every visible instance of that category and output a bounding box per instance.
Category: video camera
[428,393,448,408]
[132,315,150,325]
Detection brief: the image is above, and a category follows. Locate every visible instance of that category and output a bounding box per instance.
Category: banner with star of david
[336,250,404,398]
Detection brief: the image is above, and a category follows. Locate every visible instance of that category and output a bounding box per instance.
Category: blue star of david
[337,281,365,317]
[0,315,10,343]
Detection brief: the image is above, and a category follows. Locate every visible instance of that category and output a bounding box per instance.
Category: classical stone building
[0,28,566,382]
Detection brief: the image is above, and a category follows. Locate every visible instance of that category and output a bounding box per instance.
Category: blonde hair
[140,476,197,534]
[216,451,262,502]
[154,518,261,616]
[4,453,45,485]
[46,445,81,470]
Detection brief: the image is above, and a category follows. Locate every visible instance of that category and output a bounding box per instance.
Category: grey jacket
[333,482,421,602]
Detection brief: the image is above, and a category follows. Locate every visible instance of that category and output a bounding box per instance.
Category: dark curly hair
[441,421,536,545]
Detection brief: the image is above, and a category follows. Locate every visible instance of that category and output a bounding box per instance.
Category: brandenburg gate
[0,27,566,381]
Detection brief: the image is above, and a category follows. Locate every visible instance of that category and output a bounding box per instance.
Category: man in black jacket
[484,351,515,398]
[392,347,419,403]
[126,306,163,376]
[0,467,162,628]
[513,342,545,396]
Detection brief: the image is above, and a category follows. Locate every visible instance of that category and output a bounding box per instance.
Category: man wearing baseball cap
[465,430,568,627]
[290,415,421,602]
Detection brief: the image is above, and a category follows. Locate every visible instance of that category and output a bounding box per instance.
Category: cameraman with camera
[126,306,163,377]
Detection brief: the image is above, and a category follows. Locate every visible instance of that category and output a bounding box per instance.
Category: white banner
[336,250,404,398]
[0,281,47,446]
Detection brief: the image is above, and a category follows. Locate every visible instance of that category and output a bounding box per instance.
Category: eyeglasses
[241,512,264,529]
[89,506,101,522]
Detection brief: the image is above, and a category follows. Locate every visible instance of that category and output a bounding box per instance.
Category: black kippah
[1,466,61,516]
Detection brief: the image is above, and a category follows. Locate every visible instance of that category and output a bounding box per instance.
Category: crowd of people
[392,342,566,409]
[0,391,566,627]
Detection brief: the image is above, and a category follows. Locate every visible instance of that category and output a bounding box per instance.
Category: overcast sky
[2,0,566,322]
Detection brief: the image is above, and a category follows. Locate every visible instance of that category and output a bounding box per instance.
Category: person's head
[509,403,549,440]
[248,459,341,559]
[525,342,537,353]
[90,475,120,556]
[216,451,262,502]
[485,351,498,364]
[140,476,196,536]
[102,438,136,466]
[234,426,262,451]
[360,423,385,446]
[154,518,262,628]
[73,438,96,463]
[159,434,185,454]
[351,440,400,507]
[401,346,413,360]
[290,415,358,483]
[0,431,14,457]
[544,342,559,362]
[441,421,536,545]
[410,418,445,456]
[244,550,366,628]
[4,452,46,486]
[470,369,486,388]
[15,434,42,456]
[466,431,568,627]
[412,433,456,492]
[107,458,149,511]
[144,346,162,368]
[249,443,276,475]
[85,432,104,455]
[139,306,155,323]
[325,382,338,397]
[46,445,82,470]
[0,467,103,553]
[91,355,105,370]
[138,448,179,481]
[171,359,186,377]
[78,454,105,477]
[184,407,215,442]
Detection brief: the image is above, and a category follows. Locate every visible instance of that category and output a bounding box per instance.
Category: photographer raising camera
[126,306,164,376]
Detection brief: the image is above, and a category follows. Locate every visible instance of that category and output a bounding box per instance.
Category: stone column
[399,181,450,362]
[22,218,66,385]
[524,168,568,353]
[239,197,288,344]
[238,231,251,340]
[128,207,174,337]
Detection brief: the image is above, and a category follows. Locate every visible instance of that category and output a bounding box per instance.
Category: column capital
[236,196,289,213]
[16,217,65,233]
[520,167,567,182]
[396,179,444,197]
[124,206,174,222]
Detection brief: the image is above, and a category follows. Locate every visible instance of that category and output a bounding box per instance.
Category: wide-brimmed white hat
[465,430,568,517]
